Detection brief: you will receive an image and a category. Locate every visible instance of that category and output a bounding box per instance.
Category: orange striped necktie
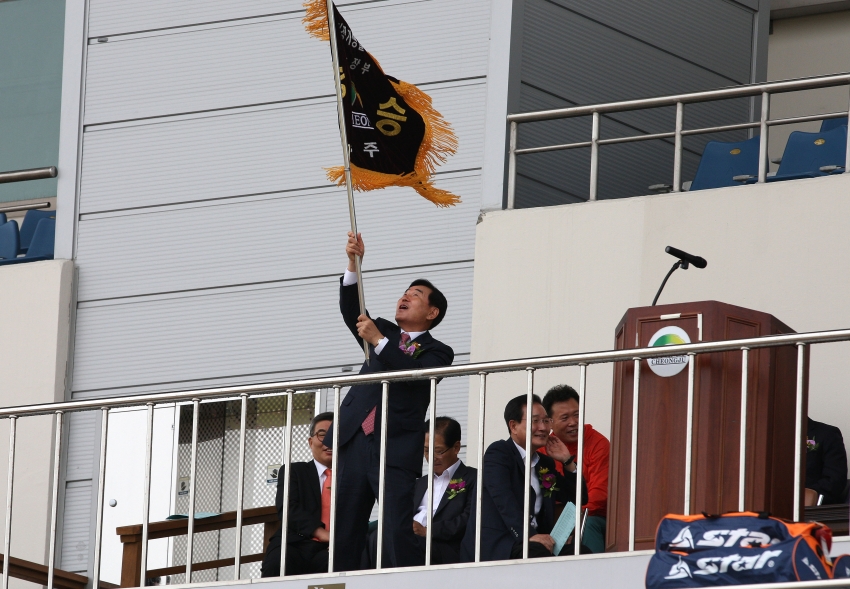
[320,469,332,533]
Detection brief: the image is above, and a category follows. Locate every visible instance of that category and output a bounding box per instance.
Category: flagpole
[326,0,369,363]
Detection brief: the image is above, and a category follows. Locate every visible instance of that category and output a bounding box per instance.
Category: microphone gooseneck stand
[651,260,689,306]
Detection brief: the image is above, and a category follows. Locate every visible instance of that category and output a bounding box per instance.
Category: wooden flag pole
[326,0,369,363]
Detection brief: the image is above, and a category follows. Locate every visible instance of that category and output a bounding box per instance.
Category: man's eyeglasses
[312,431,327,442]
[423,446,452,456]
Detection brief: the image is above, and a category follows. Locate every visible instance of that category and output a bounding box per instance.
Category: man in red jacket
[539,384,610,553]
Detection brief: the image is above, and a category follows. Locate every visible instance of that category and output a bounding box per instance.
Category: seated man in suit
[539,384,610,553]
[412,416,476,564]
[324,232,454,571]
[460,394,586,562]
[364,416,476,567]
[806,417,848,505]
[261,412,334,577]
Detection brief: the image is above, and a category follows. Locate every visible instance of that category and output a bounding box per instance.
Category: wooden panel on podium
[606,301,807,552]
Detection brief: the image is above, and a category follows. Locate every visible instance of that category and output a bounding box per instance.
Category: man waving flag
[303,0,460,207]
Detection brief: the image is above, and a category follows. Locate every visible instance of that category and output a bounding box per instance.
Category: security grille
[170,391,316,582]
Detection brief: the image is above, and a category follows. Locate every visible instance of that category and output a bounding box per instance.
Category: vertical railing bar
[375,381,390,570]
[279,390,295,576]
[507,121,518,210]
[793,344,805,521]
[673,102,684,192]
[574,364,588,555]
[589,112,600,201]
[92,408,109,589]
[185,399,200,581]
[845,84,850,174]
[474,372,487,563]
[233,393,249,579]
[425,378,437,567]
[140,403,155,584]
[683,354,696,515]
[2,416,16,589]
[46,411,63,589]
[628,358,640,551]
[758,92,770,183]
[328,386,341,573]
[522,368,534,559]
[738,348,750,512]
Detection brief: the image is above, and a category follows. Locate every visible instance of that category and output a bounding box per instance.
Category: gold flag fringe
[327,164,461,207]
[303,0,461,206]
[303,0,330,41]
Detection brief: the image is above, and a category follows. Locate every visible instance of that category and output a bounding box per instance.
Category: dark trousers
[332,429,419,571]
[363,527,459,568]
[260,535,329,577]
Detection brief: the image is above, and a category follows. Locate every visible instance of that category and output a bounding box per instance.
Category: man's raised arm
[340,232,370,343]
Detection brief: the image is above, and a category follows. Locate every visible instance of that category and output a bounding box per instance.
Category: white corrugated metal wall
[63,0,491,577]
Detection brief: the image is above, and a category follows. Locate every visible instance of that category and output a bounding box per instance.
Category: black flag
[304,1,460,206]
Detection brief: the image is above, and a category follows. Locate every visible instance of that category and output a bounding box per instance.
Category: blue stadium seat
[19,209,55,252]
[0,218,54,266]
[0,220,20,260]
[768,126,847,182]
[26,218,55,259]
[688,136,760,191]
[820,116,848,133]
[0,213,6,225]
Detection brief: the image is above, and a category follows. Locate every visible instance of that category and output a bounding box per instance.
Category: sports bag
[646,512,835,588]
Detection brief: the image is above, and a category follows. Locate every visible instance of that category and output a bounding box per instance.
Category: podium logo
[647,326,690,377]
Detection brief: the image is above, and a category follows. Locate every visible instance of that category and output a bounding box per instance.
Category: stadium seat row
[688,117,848,192]
[0,209,56,266]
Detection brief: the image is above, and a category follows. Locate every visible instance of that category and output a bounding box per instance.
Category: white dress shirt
[513,440,542,527]
[343,269,425,353]
[413,459,462,526]
[313,459,330,492]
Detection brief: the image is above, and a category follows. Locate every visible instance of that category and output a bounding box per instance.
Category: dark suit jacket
[806,418,848,505]
[460,439,586,562]
[413,461,477,563]
[323,280,454,469]
[272,460,325,544]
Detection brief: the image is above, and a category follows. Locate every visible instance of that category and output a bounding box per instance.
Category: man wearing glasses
[261,412,334,577]
[411,417,476,564]
[364,416,476,567]
[461,394,585,562]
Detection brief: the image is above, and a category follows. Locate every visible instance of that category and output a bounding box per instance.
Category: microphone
[652,246,708,306]
[665,246,707,269]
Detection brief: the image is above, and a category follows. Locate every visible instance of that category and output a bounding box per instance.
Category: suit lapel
[305,461,322,504]
[433,461,468,517]
[413,476,427,507]
[508,441,539,518]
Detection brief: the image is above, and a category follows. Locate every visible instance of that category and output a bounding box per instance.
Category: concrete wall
[466,175,850,470]
[0,259,74,579]
[766,10,850,165]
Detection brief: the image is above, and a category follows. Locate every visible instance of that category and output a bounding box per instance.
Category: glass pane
[0,0,65,203]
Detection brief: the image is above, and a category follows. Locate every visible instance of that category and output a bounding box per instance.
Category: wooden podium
[606,301,807,552]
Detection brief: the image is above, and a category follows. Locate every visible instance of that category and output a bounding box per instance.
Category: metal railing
[0,167,57,185]
[0,202,52,215]
[1,327,849,587]
[506,73,850,208]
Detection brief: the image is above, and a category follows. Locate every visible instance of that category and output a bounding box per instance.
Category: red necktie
[320,469,332,533]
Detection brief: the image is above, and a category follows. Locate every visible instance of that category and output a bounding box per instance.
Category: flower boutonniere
[447,478,467,500]
[400,340,423,358]
[807,438,820,452]
[538,468,558,497]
